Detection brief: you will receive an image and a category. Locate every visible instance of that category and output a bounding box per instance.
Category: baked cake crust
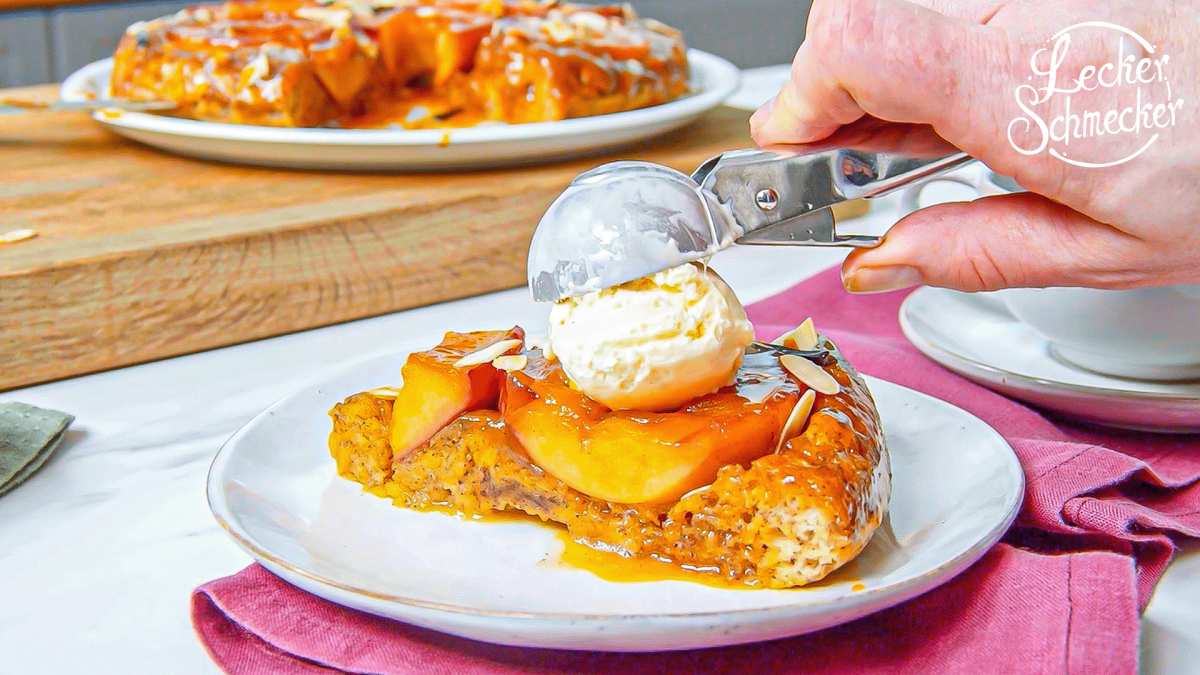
[329,333,890,589]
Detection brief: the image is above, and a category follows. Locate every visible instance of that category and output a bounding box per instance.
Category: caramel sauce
[551,531,752,589]
[394,501,757,589]
[552,531,869,591]
[363,493,755,589]
[338,92,489,129]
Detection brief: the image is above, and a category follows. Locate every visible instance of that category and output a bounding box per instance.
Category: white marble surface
[1,66,1197,675]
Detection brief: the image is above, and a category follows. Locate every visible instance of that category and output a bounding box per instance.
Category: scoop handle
[692,146,975,245]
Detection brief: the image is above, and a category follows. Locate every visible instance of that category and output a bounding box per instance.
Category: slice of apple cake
[328,328,890,588]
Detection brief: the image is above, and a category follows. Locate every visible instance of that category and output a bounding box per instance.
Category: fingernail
[749,96,777,130]
[842,265,924,294]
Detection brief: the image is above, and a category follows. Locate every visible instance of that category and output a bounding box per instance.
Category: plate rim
[207,357,1024,624]
[900,286,1200,404]
[60,49,740,147]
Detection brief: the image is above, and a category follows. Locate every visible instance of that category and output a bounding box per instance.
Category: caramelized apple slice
[375,7,493,86]
[310,38,376,107]
[502,350,802,504]
[390,327,524,458]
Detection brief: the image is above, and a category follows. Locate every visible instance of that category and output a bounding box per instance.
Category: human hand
[750,0,1200,293]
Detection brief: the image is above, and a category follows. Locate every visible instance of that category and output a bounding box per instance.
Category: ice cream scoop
[545,262,755,411]
[526,142,973,303]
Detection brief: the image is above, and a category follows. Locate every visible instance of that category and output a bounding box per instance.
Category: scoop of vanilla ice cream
[545,263,756,411]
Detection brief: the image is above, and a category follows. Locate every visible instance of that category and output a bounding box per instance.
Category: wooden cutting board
[0,91,763,391]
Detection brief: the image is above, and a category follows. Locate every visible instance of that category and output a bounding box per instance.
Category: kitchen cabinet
[0,9,50,88]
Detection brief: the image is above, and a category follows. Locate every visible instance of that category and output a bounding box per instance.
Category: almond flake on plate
[492,354,528,371]
[780,354,840,395]
[775,389,816,452]
[454,339,523,368]
[367,387,400,399]
[0,228,36,245]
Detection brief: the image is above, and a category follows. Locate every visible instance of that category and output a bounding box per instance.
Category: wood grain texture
[0,100,754,390]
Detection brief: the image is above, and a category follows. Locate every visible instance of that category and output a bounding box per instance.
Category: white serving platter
[60,50,739,171]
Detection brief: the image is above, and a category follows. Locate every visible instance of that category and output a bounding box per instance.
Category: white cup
[899,165,1200,381]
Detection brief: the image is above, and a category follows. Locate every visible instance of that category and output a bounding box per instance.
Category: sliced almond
[780,354,840,395]
[543,20,574,42]
[294,6,353,30]
[492,354,528,372]
[243,52,271,82]
[775,389,816,452]
[790,318,820,350]
[453,338,523,368]
[774,317,819,351]
[366,387,400,400]
[0,228,36,245]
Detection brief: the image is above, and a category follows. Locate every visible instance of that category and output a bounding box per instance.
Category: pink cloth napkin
[193,267,1200,675]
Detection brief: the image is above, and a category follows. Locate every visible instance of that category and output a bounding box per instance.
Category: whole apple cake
[109,0,690,128]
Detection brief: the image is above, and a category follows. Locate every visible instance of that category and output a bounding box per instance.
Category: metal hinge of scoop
[690,146,975,247]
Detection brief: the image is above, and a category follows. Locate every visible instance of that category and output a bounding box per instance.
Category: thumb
[751,0,1005,155]
[840,193,1156,293]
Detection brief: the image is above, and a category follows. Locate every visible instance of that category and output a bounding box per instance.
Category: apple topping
[501,350,799,504]
[389,328,524,459]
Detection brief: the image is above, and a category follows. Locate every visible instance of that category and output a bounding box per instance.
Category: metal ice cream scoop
[527,141,974,303]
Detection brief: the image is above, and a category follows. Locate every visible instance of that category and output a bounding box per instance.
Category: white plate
[207,348,1023,652]
[59,51,739,171]
[901,286,1200,433]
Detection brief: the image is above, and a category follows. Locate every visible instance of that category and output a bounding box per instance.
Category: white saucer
[208,348,1022,652]
[59,51,738,171]
[900,287,1200,433]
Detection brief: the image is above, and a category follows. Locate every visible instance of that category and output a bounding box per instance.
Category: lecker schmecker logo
[1008,22,1185,168]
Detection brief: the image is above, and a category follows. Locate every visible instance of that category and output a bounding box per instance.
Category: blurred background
[0,0,811,87]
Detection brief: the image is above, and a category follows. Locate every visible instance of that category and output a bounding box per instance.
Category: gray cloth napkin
[0,402,74,497]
